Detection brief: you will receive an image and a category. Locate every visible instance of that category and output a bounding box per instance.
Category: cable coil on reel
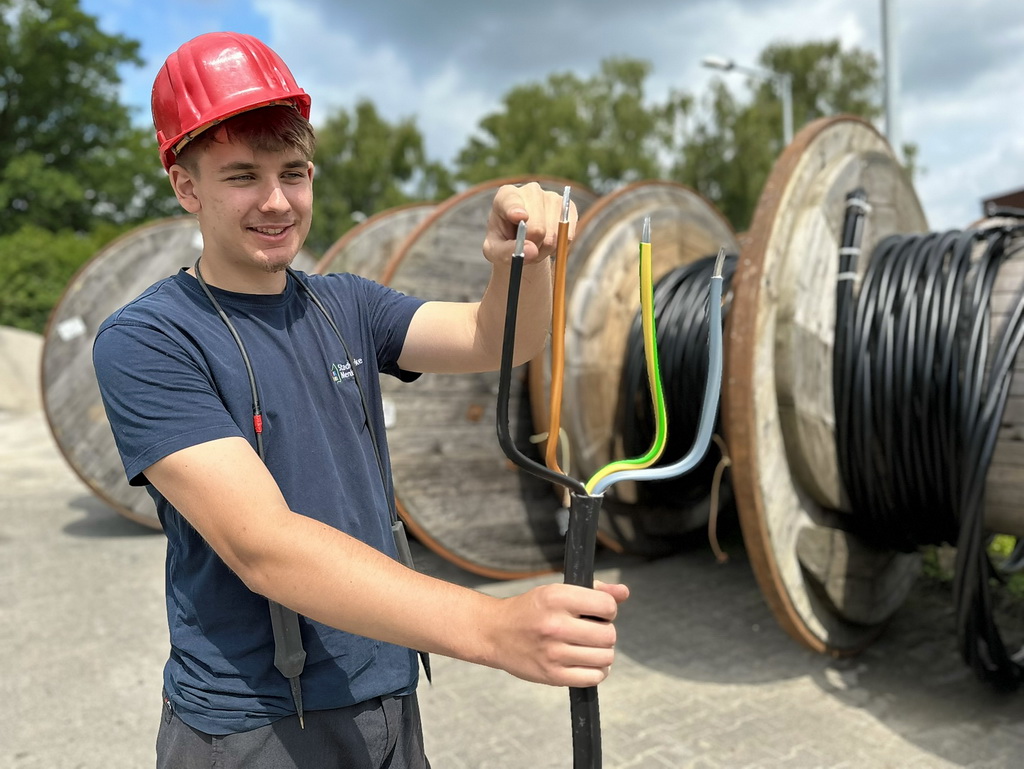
[835,190,1024,690]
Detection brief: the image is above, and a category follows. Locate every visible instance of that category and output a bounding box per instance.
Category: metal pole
[778,72,793,146]
[881,0,902,160]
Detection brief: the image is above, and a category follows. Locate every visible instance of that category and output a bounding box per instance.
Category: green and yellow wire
[585,215,667,494]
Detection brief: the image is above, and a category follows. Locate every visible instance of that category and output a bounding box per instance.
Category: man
[93,31,628,768]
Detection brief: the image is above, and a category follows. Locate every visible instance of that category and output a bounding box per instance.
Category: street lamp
[701,55,793,146]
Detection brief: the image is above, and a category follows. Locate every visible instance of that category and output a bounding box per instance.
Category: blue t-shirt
[93,268,426,735]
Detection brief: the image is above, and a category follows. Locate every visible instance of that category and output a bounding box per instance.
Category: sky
[81,0,1024,232]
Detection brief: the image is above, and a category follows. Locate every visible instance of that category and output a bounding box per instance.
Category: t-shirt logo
[330,358,363,383]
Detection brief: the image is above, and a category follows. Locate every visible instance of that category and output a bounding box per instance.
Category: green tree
[308,99,453,255]
[674,40,890,231]
[0,0,177,237]
[456,58,691,194]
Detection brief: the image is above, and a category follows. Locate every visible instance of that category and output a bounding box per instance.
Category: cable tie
[836,271,860,282]
[845,198,872,214]
[838,247,861,256]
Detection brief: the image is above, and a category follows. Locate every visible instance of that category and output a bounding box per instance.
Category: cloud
[897,0,1024,96]
[256,0,884,165]
[905,58,1024,229]
[91,0,1024,229]
[252,0,496,163]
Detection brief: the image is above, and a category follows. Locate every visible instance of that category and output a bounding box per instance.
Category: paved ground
[3,407,1024,768]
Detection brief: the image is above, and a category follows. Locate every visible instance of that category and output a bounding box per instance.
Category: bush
[0,223,127,334]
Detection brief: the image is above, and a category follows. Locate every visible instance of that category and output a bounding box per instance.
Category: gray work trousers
[156,692,430,769]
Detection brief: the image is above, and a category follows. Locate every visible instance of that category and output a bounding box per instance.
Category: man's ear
[168,164,201,214]
[307,161,315,183]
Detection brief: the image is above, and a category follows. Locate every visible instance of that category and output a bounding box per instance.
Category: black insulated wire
[496,244,587,498]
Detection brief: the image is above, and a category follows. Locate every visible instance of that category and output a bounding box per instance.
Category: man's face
[171,131,314,283]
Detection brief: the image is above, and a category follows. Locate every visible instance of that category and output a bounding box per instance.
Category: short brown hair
[175,104,316,174]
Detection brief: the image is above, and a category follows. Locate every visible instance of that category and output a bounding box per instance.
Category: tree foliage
[673,40,885,231]
[308,99,453,254]
[0,0,181,333]
[456,58,691,194]
[0,0,178,237]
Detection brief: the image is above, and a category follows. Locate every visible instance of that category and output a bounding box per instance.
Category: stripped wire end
[642,215,651,245]
[513,220,527,260]
[555,188,572,263]
[713,246,727,279]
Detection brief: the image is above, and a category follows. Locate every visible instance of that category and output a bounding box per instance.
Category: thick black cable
[615,254,738,508]
[495,244,601,768]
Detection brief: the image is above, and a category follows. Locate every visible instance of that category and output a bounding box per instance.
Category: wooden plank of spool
[378,177,598,579]
[313,202,436,281]
[724,115,926,655]
[40,217,319,530]
[531,181,738,555]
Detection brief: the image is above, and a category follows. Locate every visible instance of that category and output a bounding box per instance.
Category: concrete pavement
[3,408,1024,768]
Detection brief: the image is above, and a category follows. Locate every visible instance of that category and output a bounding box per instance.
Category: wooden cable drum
[723,115,929,655]
[40,217,319,530]
[313,202,436,281]
[378,177,598,579]
[531,181,739,555]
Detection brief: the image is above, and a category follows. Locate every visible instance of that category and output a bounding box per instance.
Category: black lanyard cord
[191,260,430,717]
[285,266,398,526]
[192,260,396,524]
[192,257,308,724]
[193,258,266,460]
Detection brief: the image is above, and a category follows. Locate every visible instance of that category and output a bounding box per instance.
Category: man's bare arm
[146,436,628,687]
[398,182,574,375]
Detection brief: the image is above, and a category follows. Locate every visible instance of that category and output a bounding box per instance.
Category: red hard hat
[151,32,311,171]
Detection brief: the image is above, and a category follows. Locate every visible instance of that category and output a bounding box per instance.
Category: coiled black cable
[615,254,738,508]
[833,197,1024,691]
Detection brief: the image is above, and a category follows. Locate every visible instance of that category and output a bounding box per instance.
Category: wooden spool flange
[41,217,319,530]
[724,115,928,655]
[531,181,738,554]
[378,177,598,579]
[976,225,1024,535]
[314,202,436,281]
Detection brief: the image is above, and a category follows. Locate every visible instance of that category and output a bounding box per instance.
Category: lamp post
[881,0,902,160]
[701,55,793,146]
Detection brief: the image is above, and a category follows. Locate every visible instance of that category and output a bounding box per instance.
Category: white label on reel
[56,316,88,342]
[382,397,397,429]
